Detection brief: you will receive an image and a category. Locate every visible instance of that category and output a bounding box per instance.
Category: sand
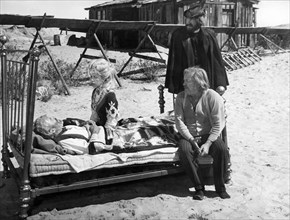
[0,26,289,220]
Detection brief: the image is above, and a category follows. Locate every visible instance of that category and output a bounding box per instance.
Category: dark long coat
[165,27,229,94]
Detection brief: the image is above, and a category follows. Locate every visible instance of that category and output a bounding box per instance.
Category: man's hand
[84,120,101,135]
[189,137,201,155]
[200,141,211,156]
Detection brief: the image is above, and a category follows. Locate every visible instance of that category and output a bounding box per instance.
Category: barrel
[53,34,61,46]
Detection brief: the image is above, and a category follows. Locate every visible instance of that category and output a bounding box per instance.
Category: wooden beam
[82,54,116,63]
[3,16,154,31]
[220,28,238,51]
[128,52,166,64]
[120,65,167,77]
[118,23,156,76]
[1,15,290,36]
[38,33,71,95]
[259,34,287,53]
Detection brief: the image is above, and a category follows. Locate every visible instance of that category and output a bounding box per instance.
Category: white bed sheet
[29,147,180,177]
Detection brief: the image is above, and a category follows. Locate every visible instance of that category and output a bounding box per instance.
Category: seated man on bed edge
[175,66,230,200]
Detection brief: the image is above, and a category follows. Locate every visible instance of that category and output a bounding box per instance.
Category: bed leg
[19,181,32,219]
[1,147,11,179]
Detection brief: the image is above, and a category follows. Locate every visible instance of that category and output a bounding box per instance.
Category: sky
[0,0,289,27]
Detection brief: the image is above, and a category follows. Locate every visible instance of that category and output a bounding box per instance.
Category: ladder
[222,47,262,71]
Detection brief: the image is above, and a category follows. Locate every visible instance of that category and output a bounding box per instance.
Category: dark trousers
[178,136,229,192]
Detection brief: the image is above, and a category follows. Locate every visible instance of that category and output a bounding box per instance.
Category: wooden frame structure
[0,12,290,94]
[1,14,289,84]
[22,14,71,95]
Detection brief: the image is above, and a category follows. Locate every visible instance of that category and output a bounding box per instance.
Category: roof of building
[85,0,259,10]
[85,0,198,10]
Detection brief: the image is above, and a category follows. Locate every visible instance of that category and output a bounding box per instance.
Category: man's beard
[186,20,203,32]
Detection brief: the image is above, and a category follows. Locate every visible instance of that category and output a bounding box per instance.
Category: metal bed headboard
[1,35,41,218]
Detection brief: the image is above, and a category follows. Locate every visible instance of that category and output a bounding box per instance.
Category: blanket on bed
[10,116,180,155]
[107,116,180,152]
[58,147,179,173]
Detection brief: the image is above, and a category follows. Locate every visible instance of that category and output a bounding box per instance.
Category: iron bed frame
[0,35,228,219]
[0,36,185,219]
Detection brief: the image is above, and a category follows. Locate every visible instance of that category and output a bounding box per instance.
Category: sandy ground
[0,26,289,220]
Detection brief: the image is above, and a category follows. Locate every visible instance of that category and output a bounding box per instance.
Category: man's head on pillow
[34,115,63,138]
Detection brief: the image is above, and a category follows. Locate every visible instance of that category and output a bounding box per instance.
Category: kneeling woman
[175,66,230,200]
[88,58,120,143]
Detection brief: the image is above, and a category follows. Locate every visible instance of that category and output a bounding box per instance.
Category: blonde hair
[88,58,110,79]
[184,66,209,91]
[88,58,118,90]
[183,67,209,108]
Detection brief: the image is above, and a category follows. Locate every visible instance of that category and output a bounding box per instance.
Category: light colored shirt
[58,125,107,154]
[175,89,225,142]
[58,126,90,155]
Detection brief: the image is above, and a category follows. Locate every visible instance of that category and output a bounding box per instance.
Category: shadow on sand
[0,172,195,219]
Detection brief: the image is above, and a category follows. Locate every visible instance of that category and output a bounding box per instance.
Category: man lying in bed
[33,115,179,155]
[33,115,112,155]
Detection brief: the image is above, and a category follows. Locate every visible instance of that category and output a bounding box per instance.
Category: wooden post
[220,28,238,51]
[69,21,97,78]
[37,32,71,95]
[117,23,156,76]
[259,34,287,54]
[93,32,122,87]
[22,13,71,95]
[22,13,46,62]
[69,21,121,87]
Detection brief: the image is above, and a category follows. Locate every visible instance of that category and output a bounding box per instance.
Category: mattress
[29,147,180,177]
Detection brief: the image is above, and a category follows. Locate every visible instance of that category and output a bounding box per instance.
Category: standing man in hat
[165,2,229,94]
[165,1,232,186]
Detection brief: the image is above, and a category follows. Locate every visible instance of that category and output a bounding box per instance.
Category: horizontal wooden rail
[1,14,289,35]
[82,54,116,63]
[128,52,166,64]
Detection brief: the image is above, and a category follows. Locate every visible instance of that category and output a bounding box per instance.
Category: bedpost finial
[216,86,225,96]
[158,84,164,91]
[0,35,8,49]
[31,46,41,60]
[0,35,8,44]
[158,84,165,114]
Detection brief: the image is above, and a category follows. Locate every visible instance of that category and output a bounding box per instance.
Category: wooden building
[85,0,260,49]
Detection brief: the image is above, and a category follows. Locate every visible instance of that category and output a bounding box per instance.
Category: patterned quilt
[108,116,180,153]
[10,115,180,155]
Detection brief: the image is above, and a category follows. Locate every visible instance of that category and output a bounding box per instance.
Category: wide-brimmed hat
[184,3,205,18]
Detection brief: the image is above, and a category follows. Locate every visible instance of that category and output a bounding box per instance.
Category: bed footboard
[1,36,41,219]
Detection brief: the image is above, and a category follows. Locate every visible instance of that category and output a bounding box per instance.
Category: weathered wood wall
[87,0,258,49]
